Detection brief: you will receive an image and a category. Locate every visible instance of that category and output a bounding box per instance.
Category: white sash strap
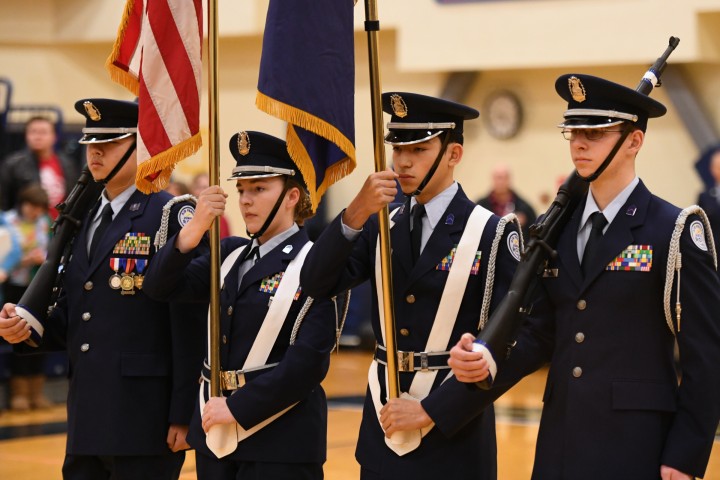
[371,205,492,455]
[205,242,312,458]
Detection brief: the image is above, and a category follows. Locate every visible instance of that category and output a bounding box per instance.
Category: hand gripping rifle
[472,37,680,389]
[15,166,104,347]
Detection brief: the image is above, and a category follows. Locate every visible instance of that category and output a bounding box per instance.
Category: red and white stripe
[107,0,203,192]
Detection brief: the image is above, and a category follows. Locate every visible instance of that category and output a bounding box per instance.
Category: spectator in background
[191,172,230,238]
[477,163,537,238]
[4,184,52,410]
[166,177,191,197]
[697,146,720,250]
[0,116,79,219]
[0,211,22,305]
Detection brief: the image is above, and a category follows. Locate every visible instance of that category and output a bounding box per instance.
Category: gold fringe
[135,133,202,194]
[255,91,357,210]
[105,0,140,96]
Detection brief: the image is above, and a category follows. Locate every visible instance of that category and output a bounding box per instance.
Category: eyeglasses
[561,129,624,141]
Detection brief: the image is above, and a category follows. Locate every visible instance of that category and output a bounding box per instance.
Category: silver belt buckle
[397,350,414,372]
[419,352,429,371]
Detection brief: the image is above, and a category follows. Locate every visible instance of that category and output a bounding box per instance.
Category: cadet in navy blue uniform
[0,98,205,479]
[300,93,521,480]
[142,131,337,480]
[450,75,720,480]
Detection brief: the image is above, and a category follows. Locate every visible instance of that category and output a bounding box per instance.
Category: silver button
[576,299,587,310]
[222,335,228,344]
[84,281,93,291]
[80,343,90,352]
[572,366,582,378]
[81,312,91,322]
[227,306,233,316]
[575,332,585,343]
[406,294,416,304]
[400,328,410,337]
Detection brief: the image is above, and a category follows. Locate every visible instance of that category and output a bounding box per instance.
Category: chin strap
[408,132,453,198]
[577,122,634,183]
[96,140,137,185]
[242,177,292,257]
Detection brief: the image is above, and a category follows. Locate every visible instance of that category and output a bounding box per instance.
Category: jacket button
[80,343,90,352]
[227,306,233,316]
[572,366,582,378]
[406,294,416,304]
[81,312,91,322]
[400,328,410,337]
[222,335,228,344]
[84,281,93,291]
[575,332,585,343]
[576,299,587,310]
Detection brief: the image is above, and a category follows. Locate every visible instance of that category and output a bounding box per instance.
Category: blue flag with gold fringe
[256,0,356,211]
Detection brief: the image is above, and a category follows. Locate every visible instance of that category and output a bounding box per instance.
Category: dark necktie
[89,203,113,260]
[581,211,608,277]
[237,245,260,289]
[410,203,425,264]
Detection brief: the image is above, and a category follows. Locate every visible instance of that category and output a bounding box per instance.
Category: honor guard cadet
[142,131,338,479]
[300,93,521,479]
[450,75,720,479]
[0,99,206,479]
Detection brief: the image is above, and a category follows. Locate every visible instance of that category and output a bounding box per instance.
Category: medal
[109,258,122,289]
[119,258,136,296]
[134,259,147,290]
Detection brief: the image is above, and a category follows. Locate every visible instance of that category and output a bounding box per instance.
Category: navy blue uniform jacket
[494,180,720,479]
[20,189,206,456]
[300,186,519,479]
[143,228,336,464]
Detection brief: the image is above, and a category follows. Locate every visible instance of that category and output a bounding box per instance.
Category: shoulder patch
[507,231,521,262]
[177,205,195,227]
[689,220,708,251]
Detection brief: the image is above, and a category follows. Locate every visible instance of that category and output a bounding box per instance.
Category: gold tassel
[105,0,140,95]
[135,133,203,194]
[255,91,357,210]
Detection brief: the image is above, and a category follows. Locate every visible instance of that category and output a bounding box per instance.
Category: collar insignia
[568,76,586,103]
[84,101,102,121]
[390,94,408,118]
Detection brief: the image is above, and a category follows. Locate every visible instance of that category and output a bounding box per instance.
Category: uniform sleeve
[423,222,555,438]
[661,215,720,477]
[162,202,210,425]
[226,295,337,429]
[300,211,374,298]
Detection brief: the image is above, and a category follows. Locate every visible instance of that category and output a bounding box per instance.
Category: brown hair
[18,183,49,210]
[286,177,314,226]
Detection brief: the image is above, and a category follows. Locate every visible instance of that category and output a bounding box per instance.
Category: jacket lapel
[555,200,584,288]
[405,187,468,287]
[238,229,309,295]
[87,190,148,276]
[580,181,650,290]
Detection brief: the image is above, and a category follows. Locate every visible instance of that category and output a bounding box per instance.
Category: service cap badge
[237,131,251,156]
[390,94,408,118]
[568,76,586,103]
[83,101,102,121]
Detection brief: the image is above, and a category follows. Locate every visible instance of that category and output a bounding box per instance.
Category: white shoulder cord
[154,194,197,251]
[663,206,717,335]
[479,213,521,330]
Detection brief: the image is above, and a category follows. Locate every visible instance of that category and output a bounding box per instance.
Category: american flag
[106,0,203,193]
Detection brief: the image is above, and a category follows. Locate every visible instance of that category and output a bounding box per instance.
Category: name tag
[606,245,652,272]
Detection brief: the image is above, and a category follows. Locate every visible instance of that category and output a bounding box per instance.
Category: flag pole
[207,0,222,398]
[364,0,399,399]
